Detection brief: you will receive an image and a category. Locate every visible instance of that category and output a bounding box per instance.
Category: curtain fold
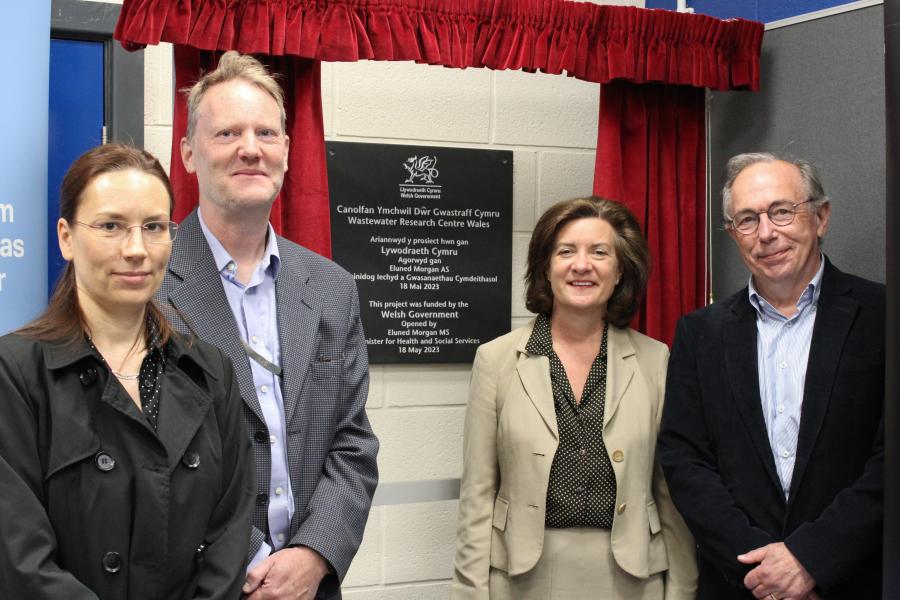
[170,46,332,257]
[594,82,706,346]
[116,0,763,90]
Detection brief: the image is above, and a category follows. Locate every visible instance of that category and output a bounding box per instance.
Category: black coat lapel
[788,262,857,501]
[723,292,783,493]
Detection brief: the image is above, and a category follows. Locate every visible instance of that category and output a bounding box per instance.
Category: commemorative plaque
[327,141,513,363]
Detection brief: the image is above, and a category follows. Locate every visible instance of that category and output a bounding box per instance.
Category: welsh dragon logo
[403,155,439,184]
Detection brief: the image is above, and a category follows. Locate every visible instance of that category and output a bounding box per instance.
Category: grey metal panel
[708,5,885,299]
[883,0,898,593]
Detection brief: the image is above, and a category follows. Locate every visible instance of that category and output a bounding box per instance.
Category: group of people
[452,155,884,600]
[0,52,377,599]
[0,49,884,600]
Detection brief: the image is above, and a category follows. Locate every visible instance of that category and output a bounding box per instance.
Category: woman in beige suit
[452,197,696,600]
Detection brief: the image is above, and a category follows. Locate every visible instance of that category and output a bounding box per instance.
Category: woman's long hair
[17,144,176,346]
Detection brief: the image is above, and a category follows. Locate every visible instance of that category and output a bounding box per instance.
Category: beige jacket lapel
[604,325,636,428]
[514,322,559,440]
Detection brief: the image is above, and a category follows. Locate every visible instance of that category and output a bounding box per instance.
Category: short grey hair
[721,152,829,219]
[183,51,286,140]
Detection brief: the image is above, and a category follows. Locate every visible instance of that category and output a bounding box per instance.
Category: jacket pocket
[492,496,510,531]
[647,500,661,534]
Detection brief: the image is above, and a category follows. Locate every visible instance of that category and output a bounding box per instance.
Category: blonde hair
[184,51,286,139]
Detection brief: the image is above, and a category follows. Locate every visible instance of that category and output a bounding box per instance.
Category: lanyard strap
[241,339,282,377]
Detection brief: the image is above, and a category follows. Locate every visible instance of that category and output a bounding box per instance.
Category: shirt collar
[748,252,825,318]
[198,207,281,280]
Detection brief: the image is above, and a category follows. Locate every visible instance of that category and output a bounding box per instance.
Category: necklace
[88,332,146,382]
[111,369,140,381]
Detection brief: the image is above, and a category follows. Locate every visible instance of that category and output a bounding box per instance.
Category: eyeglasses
[75,220,179,244]
[725,199,815,235]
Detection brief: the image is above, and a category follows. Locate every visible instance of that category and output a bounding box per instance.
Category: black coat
[0,332,254,599]
[658,260,884,599]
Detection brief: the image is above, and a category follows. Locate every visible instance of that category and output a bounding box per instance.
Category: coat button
[256,493,269,506]
[612,450,624,462]
[101,551,122,573]
[617,502,627,514]
[253,431,268,444]
[79,367,98,386]
[182,450,200,469]
[94,451,116,472]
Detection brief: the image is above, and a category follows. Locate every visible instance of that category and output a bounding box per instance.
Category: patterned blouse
[526,313,617,529]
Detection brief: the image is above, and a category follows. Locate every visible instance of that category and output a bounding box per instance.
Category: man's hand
[738,542,816,600]
[243,546,330,600]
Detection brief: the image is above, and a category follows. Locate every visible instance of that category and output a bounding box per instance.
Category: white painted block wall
[79,1,643,596]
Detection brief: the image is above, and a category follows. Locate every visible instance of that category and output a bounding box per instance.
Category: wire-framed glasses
[725,199,815,235]
[75,220,179,244]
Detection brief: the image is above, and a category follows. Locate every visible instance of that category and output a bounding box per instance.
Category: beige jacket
[452,320,697,600]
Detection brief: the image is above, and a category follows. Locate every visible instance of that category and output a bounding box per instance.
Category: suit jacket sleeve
[193,350,256,599]
[657,317,774,586]
[0,345,98,599]
[783,421,883,591]
[288,283,379,582]
[650,345,698,600]
[451,344,499,600]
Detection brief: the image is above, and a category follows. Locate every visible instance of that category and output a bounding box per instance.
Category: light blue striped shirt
[198,210,294,565]
[748,256,825,499]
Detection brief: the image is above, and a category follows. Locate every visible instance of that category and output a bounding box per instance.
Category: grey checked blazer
[157,210,379,598]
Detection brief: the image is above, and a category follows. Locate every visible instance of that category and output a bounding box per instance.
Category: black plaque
[327,141,513,363]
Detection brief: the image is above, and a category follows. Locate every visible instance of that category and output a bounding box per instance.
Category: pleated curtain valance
[115,0,763,91]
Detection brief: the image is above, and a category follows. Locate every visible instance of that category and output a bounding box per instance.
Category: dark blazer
[658,259,884,599]
[157,210,378,598]
[0,332,254,599]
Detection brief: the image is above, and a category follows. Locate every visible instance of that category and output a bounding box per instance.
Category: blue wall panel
[0,2,51,334]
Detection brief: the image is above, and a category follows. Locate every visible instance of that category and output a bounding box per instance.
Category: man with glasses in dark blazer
[157,51,378,600]
[658,153,884,600]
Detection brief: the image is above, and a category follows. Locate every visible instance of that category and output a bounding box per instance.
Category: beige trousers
[489,528,664,600]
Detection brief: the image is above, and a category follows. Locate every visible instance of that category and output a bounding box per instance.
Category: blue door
[48,38,104,295]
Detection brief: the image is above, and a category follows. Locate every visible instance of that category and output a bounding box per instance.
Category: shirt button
[276,533,285,543]
[251,335,259,344]
[786,322,794,328]
[777,405,785,414]
[260,385,269,394]
[611,450,624,463]
[779,361,787,369]
[782,450,790,458]
[275,486,284,496]
[269,435,276,445]
[617,502,627,514]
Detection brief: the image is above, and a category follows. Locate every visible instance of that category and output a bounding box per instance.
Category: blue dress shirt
[748,256,825,499]
[198,210,294,565]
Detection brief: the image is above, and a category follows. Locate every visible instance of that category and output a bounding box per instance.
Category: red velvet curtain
[170,47,331,256]
[115,0,763,338]
[116,1,762,91]
[594,82,706,345]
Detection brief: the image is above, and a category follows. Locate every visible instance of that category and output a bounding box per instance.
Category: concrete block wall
[82,0,643,596]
